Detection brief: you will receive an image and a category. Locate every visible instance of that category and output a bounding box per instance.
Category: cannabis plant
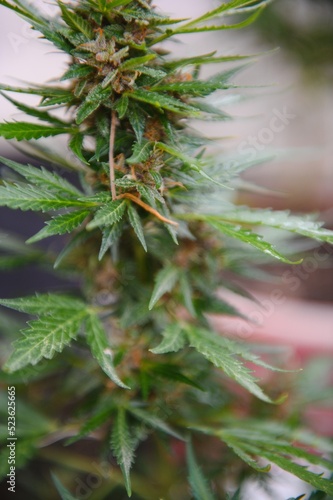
[0,1,333,498]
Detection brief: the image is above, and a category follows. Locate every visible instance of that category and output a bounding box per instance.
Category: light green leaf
[129,407,183,440]
[128,204,147,252]
[165,51,256,70]
[99,222,124,260]
[59,2,94,39]
[111,408,136,497]
[128,104,146,143]
[0,183,91,212]
[127,89,200,116]
[86,314,129,389]
[150,323,186,354]
[119,54,156,71]
[0,92,67,126]
[0,156,82,198]
[69,133,89,165]
[0,122,72,141]
[61,64,94,81]
[0,293,85,316]
[27,210,89,243]
[4,309,87,372]
[186,440,216,500]
[114,95,129,119]
[221,436,271,472]
[174,9,263,35]
[186,327,274,403]
[65,402,115,445]
[87,200,127,230]
[127,140,153,165]
[156,142,228,188]
[179,273,196,317]
[218,208,333,244]
[76,84,111,124]
[208,220,301,264]
[152,66,242,97]
[179,0,265,29]
[148,265,179,310]
[51,473,78,500]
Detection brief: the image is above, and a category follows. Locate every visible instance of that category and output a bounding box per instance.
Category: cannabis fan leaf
[0,0,332,497]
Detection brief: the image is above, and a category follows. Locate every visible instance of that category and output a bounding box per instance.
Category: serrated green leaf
[99,222,124,260]
[27,210,89,243]
[221,436,271,472]
[65,401,115,446]
[0,122,73,141]
[4,309,87,372]
[165,51,255,70]
[0,156,82,198]
[54,229,91,269]
[150,323,186,354]
[0,293,85,316]
[61,64,94,81]
[186,327,274,403]
[86,314,129,389]
[128,204,147,252]
[148,265,179,310]
[127,89,201,116]
[0,183,91,212]
[119,54,156,71]
[111,408,135,497]
[69,133,89,165]
[76,84,111,124]
[87,200,127,230]
[0,92,67,126]
[179,273,196,317]
[187,440,216,500]
[59,2,94,40]
[114,95,129,119]
[174,8,263,35]
[0,83,73,100]
[51,473,78,500]
[208,220,302,264]
[150,363,202,390]
[129,407,183,440]
[127,140,153,165]
[250,447,333,495]
[217,208,333,244]
[153,67,242,97]
[127,104,146,143]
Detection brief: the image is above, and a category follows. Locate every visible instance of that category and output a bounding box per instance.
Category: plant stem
[109,110,117,200]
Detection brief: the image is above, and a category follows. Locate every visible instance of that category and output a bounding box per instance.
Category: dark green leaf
[86,314,129,389]
[186,327,274,403]
[128,204,147,252]
[150,323,186,354]
[87,200,127,230]
[186,440,216,500]
[127,89,201,116]
[148,264,179,310]
[51,474,78,500]
[111,408,135,497]
[129,407,183,440]
[27,210,89,243]
[59,2,94,39]
[4,309,87,372]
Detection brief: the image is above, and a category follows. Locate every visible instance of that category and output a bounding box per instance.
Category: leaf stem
[117,193,178,226]
[109,110,117,200]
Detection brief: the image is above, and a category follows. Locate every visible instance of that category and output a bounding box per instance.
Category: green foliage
[186,440,216,500]
[0,0,332,498]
